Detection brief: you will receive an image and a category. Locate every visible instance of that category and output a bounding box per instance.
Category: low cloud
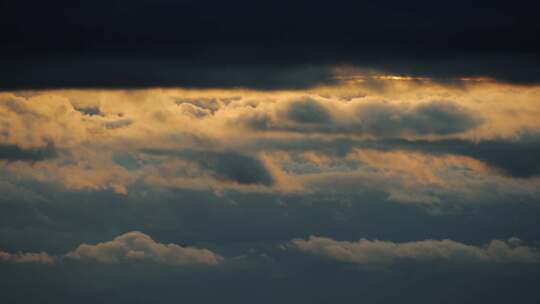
[1,231,223,266]
[292,236,540,265]
[0,250,56,264]
[65,231,223,265]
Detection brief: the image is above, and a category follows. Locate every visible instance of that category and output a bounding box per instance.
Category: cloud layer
[244,98,483,136]
[1,232,222,266]
[0,251,56,264]
[1,84,539,206]
[292,236,540,265]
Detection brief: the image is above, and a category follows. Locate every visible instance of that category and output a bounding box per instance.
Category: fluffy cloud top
[65,231,223,265]
[292,236,540,265]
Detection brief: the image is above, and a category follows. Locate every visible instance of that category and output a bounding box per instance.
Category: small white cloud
[291,236,539,265]
[65,231,223,265]
[0,250,56,264]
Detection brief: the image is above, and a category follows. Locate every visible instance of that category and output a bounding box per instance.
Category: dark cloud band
[0,144,57,162]
[1,1,539,89]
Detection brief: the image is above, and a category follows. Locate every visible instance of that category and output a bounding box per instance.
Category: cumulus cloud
[65,231,223,265]
[0,93,90,148]
[292,236,540,265]
[0,250,56,264]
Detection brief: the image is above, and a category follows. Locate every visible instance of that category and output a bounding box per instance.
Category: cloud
[292,236,540,265]
[0,250,56,264]
[103,118,134,129]
[73,105,103,116]
[356,100,483,136]
[244,99,482,136]
[0,93,90,148]
[65,231,223,265]
[0,143,57,162]
[142,149,275,186]
[0,62,338,90]
[1,232,222,266]
[175,97,240,113]
[249,131,540,179]
[370,134,540,178]
[285,98,331,124]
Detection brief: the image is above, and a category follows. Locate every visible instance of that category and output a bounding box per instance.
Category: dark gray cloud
[141,149,274,186]
[286,98,331,124]
[73,106,103,116]
[245,132,540,178]
[0,143,57,162]
[0,63,338,91]
[369,135,540,178]
[246,100,482,136]
[354,101,483,136]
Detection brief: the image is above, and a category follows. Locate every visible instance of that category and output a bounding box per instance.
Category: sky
[1,1,540,303]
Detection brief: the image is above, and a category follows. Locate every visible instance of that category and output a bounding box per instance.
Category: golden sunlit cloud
[1,77,539,203]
